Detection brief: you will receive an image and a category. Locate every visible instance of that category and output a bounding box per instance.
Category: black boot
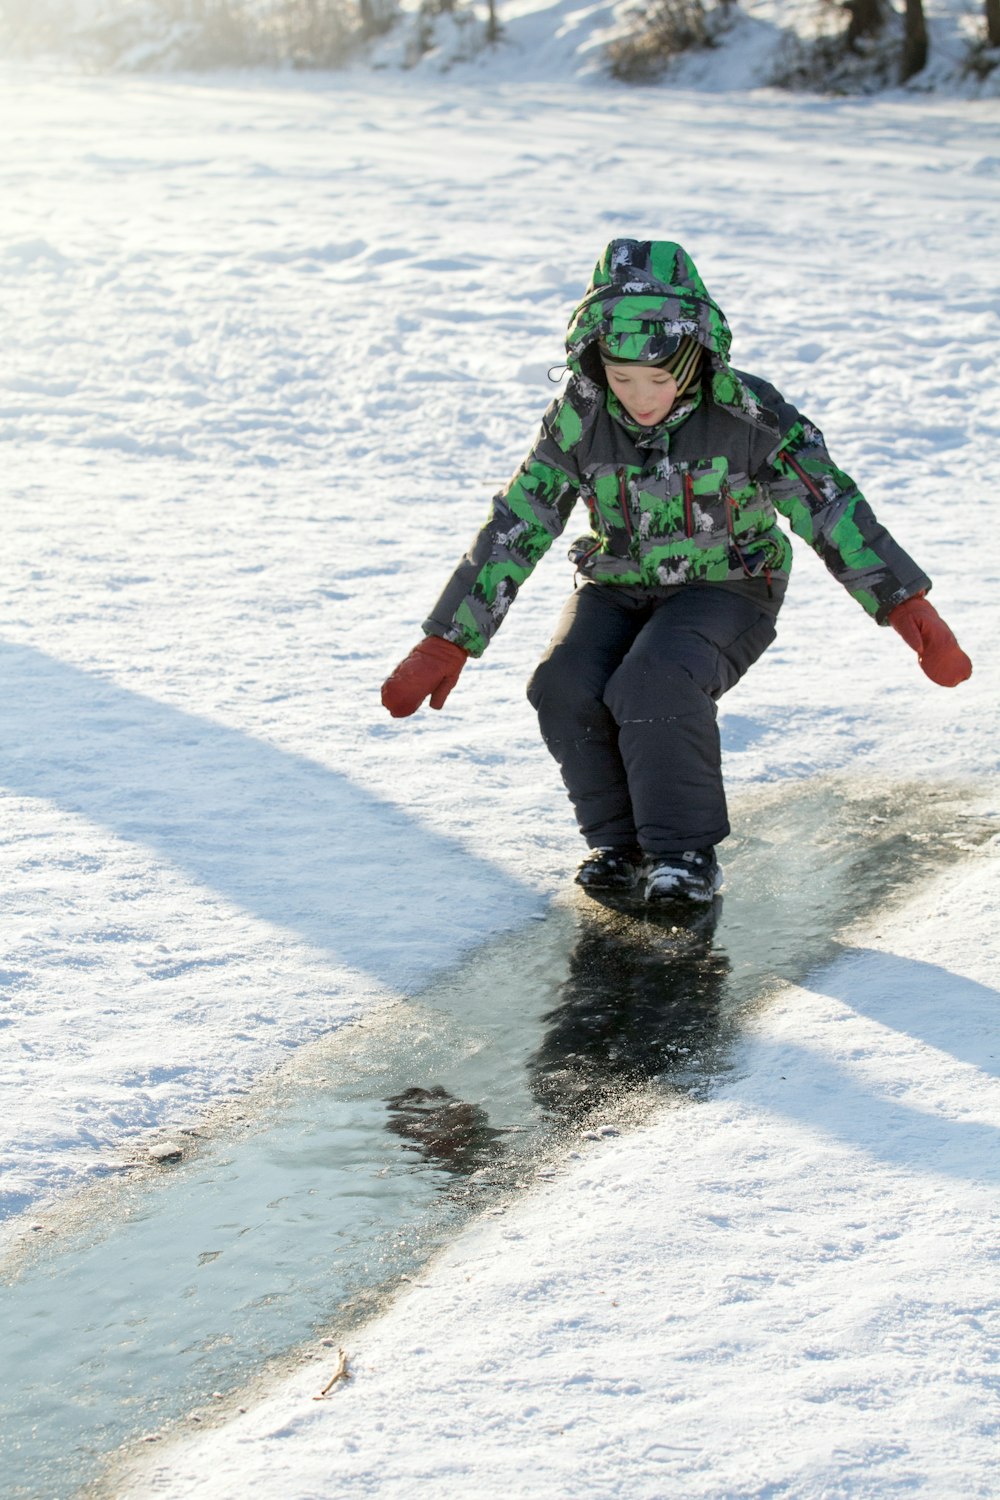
[575,845,643,891]
[643,848,722,904]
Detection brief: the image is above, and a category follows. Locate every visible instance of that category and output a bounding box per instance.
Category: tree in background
[358,0,397,39]
[842,0,927,81]
[986,0,1000,47]
[842,0,886,50]
[2,0,994,80]
[770,0,939,90]
[0,0,404,64]
[605,0,732,82]
[899,0,927,80]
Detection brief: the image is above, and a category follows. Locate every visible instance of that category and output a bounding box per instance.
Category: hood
[565,239,731,379]
[564,238,773,439]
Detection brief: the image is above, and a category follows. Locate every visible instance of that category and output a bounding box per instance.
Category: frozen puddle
[1,781,992,1500]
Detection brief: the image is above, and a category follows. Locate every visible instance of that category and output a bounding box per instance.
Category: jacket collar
[605,383,704,449]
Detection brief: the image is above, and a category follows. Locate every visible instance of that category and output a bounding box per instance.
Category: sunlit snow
[2,56,999,1500]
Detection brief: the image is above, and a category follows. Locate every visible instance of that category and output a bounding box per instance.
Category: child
[381,240,971,904]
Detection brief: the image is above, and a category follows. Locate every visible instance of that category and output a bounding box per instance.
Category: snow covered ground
[1,63,999,1499]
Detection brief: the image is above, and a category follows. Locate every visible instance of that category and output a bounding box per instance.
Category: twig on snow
[314,1348,350,1399]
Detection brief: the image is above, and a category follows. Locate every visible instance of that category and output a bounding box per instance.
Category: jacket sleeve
[422,395,584,657]
[764,416,931,624]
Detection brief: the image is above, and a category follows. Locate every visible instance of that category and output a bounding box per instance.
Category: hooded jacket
[424,240,930,658]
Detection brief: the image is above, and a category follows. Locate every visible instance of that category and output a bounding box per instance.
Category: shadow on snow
[0,639,540,990]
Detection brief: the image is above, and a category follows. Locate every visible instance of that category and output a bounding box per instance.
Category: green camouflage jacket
[424,240,930,658]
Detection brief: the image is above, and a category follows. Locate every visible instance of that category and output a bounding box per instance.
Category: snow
[16,0,1000,96]
[367,0,1000,97]
[122,860,1000,1500]
[1,54,999,1500]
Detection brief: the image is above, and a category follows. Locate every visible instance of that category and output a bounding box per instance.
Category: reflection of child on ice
[382,240,971,905]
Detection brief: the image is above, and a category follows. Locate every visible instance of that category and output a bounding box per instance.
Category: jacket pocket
[723,472,788,577]
[677,457,730,539]
[579,465,639,559]
[731,527,791,578]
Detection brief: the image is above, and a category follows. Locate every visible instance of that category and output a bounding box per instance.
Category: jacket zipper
[783,451,826,506]
[683,473,694,538]
[617,468,634,543]
[723,479,737,539]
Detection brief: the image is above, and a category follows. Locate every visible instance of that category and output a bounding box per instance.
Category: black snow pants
[526,582,779,856]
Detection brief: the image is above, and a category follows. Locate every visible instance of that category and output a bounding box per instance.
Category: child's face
[603,363,679,427]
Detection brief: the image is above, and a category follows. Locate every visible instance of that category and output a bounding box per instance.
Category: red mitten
[889,595,972,688]
[381,637,470,717]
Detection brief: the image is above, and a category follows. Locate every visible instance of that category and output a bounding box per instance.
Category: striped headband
[599,333,703,394]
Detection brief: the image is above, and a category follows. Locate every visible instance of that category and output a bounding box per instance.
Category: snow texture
[1,57,999,1500]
